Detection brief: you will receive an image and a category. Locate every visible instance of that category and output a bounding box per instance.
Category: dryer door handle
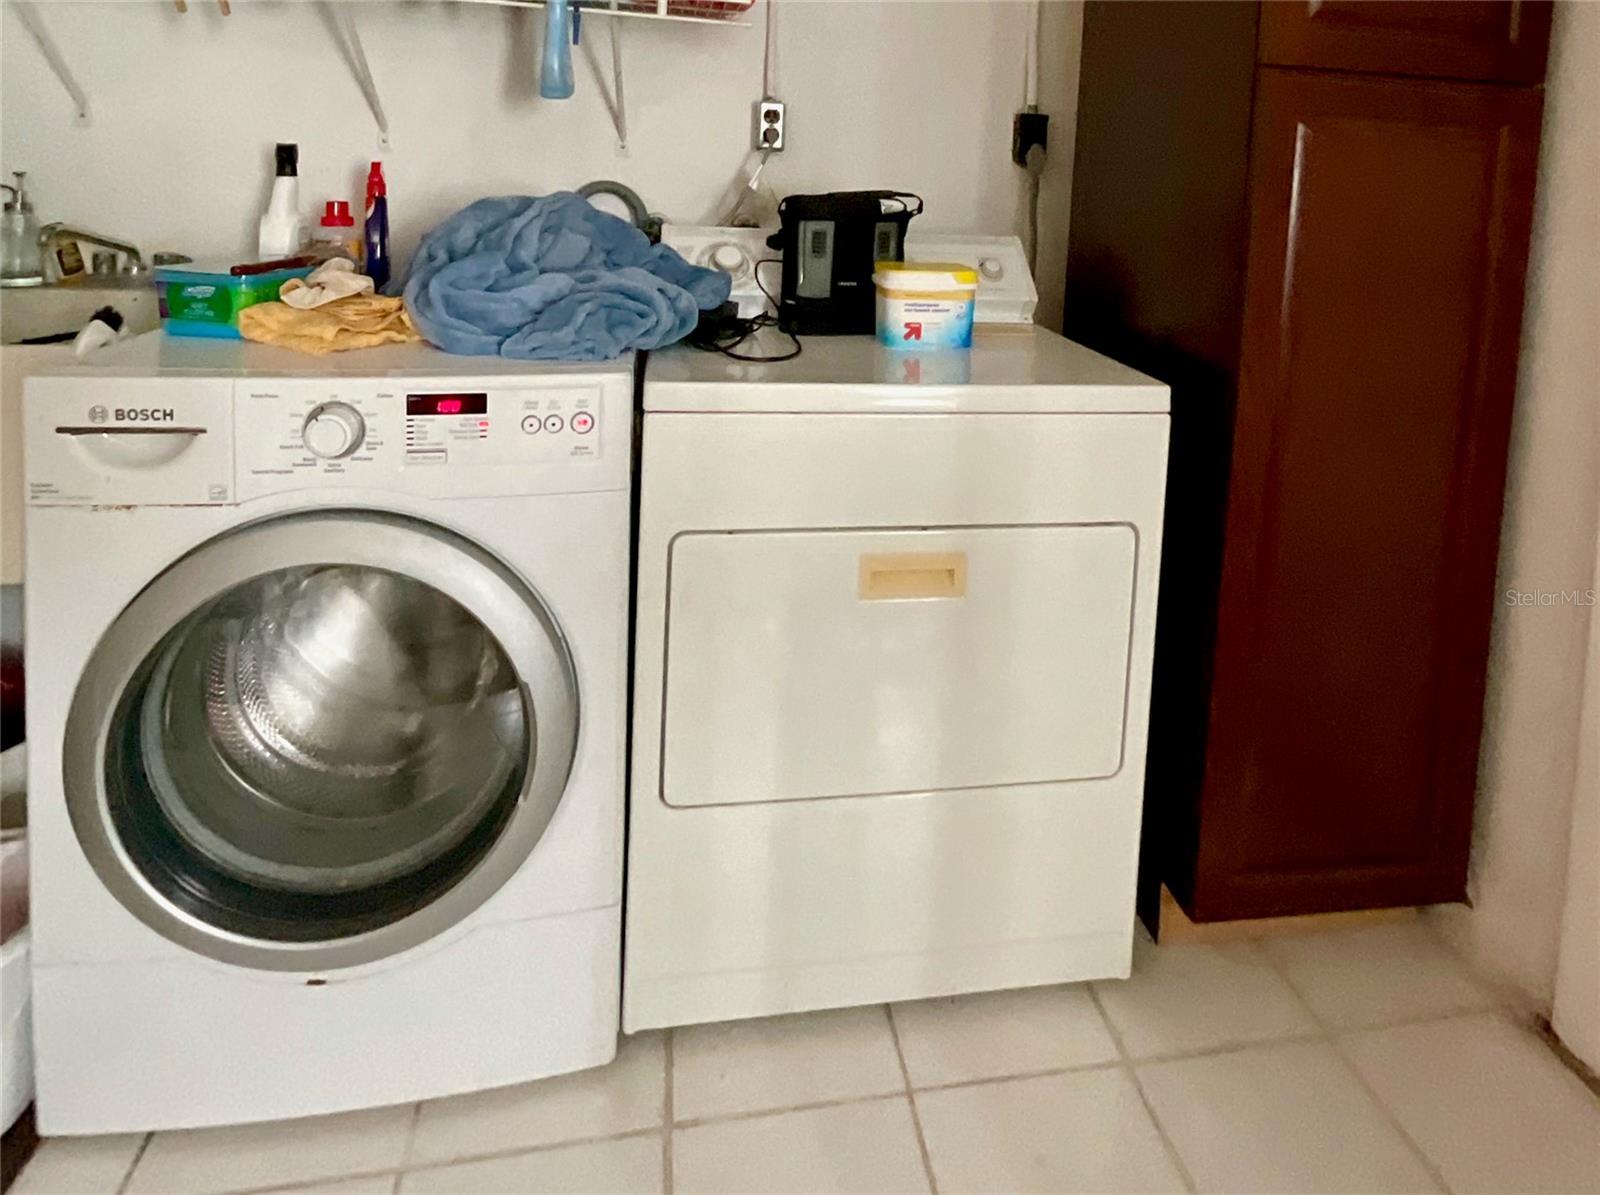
[858,551,968,601]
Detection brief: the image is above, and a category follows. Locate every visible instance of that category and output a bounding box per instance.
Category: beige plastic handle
[858,551,968,600]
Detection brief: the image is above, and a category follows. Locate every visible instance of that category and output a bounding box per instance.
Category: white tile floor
[13,919,1600,1195]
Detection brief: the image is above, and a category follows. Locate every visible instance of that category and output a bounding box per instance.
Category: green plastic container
[155,261,314,339]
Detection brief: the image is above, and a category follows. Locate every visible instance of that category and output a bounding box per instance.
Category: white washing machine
[624,253,1170,1029]
[23,334,631,1132]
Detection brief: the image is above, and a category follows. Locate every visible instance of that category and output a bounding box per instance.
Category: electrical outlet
[753,99,786,152]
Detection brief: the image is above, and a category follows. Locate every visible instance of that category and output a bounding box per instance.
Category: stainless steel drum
[147,564,527,893]
[64,511,579,971]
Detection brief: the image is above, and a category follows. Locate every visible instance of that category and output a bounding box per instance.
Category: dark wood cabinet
[1065,2,1548,926]
[1259,1,1553,84]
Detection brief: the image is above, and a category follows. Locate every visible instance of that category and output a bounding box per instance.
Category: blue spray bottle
[540,0,575,99]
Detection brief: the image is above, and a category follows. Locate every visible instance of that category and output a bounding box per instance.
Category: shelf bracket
[581,1,629,150]
[10,1,90,125]
[320,0,389,148]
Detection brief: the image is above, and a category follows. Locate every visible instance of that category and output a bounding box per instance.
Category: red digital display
[407,393,488,417]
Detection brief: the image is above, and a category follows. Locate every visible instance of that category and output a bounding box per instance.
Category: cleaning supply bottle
[257,143,305,259]
[310,200,360,262]
[540,0,575,99]
[363,161,390,291]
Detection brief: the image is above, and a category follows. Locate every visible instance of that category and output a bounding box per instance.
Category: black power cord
[687,259,801,363]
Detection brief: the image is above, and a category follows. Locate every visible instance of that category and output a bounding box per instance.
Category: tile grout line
[1415,910,1599,1088]
[1257,941,1457,1195]
[1123,1028,1328,1068]
[74,959,1541,1195]
[112,1131,153,1195]
[107,1016,1449,1195]
[231,1127,669,1195]
[670,1089,908,1131]
[883,1003,939,1195]
[1313,1003,1505,1035]
[662,1029,675,1195]
[1086,983,1198,1195]
[1415,909,1533,1019]
[912,1056,1126,1096]
[235,995,1498,1195]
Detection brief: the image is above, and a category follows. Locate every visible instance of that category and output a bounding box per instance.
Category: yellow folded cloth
[238,293,421,355]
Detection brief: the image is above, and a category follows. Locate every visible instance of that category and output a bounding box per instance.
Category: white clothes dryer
[625,325,1170,1030]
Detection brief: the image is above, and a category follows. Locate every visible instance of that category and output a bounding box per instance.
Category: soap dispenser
[0,171,44,288]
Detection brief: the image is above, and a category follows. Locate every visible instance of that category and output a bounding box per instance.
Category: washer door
[64,510,578,971]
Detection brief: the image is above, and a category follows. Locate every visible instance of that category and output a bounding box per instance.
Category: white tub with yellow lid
[874,262,979,351]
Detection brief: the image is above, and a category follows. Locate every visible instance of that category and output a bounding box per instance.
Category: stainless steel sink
[0,276,160,345]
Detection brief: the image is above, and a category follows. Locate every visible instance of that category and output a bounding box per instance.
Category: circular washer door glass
[67,511,580,971]
[105,564,531,943]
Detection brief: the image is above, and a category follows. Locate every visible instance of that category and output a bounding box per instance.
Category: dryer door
[63,510,578,971]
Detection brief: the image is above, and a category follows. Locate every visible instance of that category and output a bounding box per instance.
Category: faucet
[36,222,146,281]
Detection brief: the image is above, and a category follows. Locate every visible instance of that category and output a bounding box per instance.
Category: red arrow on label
[903,322,923,341]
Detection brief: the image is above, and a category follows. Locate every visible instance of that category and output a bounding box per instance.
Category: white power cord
[722,148,775,227]
[762,0,776,98]
[716,0,780,227]
[1019,0,1046,277]
[1023,0,1039,108]
[1025,148,1045,278]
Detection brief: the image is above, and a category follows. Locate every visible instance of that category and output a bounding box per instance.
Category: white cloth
[279,257,375,310]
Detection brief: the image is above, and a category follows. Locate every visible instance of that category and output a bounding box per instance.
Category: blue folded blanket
[402,193,731,361]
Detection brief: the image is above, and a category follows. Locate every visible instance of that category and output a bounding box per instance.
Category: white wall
[0,0,1080,324]
[1552,510,1600,1069]
[1433,0,1600,1014]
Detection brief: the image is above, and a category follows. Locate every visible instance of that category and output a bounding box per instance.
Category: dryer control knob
[711,243,747,273]
[302,402,365,459]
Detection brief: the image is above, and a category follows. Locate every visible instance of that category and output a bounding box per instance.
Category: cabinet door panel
[1259,1,1551,84]
[1194,68,1541,919]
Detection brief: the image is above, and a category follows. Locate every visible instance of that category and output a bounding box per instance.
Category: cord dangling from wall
[1014,0,1049,278]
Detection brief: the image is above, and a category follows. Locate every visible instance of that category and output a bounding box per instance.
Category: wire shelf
[450,0,754,26]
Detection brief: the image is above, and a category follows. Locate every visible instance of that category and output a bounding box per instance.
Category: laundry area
[1,2,1598,1194]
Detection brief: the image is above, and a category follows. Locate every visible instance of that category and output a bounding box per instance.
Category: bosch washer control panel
[401,388,598,467]
[235,380,605,498]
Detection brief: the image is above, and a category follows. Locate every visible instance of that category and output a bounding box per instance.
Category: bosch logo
[113,408,175,423]
[88,405,108,424]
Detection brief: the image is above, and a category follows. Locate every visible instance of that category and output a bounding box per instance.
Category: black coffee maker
[768,191,923,335]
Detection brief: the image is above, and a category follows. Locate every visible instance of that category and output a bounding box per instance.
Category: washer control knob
[978,256,1004,281]
[711,243,747,273]
[302,402,365,459]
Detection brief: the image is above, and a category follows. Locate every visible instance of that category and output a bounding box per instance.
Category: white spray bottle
[257,142,305,259]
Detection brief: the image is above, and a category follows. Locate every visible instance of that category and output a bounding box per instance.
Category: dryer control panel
[659,225,1038,324]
